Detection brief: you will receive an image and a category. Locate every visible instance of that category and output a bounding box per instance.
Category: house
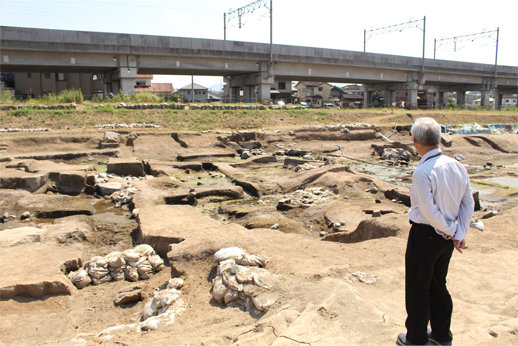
[296,82,334,108]
[3,72,105,99]
[133,75,174,99]
[207,92,222,102]
[502,94,517,108]
[339,84,364,108]
[178,83,209,102]
[270,80,297,104]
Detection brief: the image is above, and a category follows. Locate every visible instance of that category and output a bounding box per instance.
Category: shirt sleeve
[454,179,475,241]
[412,173,457,235]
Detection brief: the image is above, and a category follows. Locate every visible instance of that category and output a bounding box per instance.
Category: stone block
[58,171,86,195]
[107,157,144,177]
[96,182,122,196]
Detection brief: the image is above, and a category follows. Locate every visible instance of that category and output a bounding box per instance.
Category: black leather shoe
[428,331,452,346]
[396,333,431,345]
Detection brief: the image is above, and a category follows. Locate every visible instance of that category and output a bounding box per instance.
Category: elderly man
[397,117,474,346]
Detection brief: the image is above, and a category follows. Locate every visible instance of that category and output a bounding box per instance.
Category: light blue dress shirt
[408,148,475,241]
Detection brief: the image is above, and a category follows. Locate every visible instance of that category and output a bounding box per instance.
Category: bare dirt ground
[0,112,517,346]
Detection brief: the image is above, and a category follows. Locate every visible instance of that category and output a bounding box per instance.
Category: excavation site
[1,109,517,345]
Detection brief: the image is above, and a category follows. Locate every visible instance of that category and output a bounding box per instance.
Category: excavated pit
[1,126,517,346]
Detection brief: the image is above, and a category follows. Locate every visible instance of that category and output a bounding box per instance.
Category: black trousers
[405,223,455,345]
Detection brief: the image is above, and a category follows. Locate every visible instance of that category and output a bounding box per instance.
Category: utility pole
[191,75,194,103]
[494,27,499,79]
[422,16,426,77]
[269,0,273,64]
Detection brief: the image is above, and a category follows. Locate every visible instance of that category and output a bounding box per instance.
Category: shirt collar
[417,147,442,167]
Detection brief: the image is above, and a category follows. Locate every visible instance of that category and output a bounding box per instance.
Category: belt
[409,219,454,241]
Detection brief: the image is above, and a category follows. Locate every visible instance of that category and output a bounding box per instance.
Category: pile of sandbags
[68,244,165,289]
[140,278,186,331]
[211,247,276,313]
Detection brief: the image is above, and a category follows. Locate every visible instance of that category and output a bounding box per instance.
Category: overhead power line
[364,17,426,77]
[434,28,499,78]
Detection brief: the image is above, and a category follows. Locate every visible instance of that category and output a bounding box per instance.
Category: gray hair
[411,117,441,147]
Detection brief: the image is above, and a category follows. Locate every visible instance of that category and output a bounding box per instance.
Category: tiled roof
[134,83,173,93]
[179,83,208,90]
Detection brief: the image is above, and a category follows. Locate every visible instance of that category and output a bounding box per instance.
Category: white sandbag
[68,269,92,289]
[214,247,245,262]
[221,271,243,292]
[251,295,275,312]
[134,244,155,257]
[152,295,163,310]
[160,290,180,307]
[167,278,184,290]
[127,261,139,267]
[211,276,226,303]
[148,254,165,272]
[95,257,108,267]
[110,270,125,281]
[140,318,158,331]
[92,275,112,285]
[243,283,261,297]
[106,254,125,268]
[87,262,109,279]
[235,253,269,267]
[224,288,240,305]
[123,266,139,282]
[122,251,141,262]
[142,299,158,320]
[137,260,153,280]
[217,259,235,276]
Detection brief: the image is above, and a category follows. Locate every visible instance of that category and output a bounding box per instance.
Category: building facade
[178,83,209,102]
[7,72,105,98]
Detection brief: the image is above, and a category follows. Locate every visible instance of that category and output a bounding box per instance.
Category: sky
[1,0,516,91]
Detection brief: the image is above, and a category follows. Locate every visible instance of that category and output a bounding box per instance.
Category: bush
[39,89,84,104]
[59,89,84,104]
[97,105,115,112]
[8,108,31,116]
[0,89,15,104]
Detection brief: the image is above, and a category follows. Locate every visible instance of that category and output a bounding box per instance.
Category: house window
[187,90,191,95]
[203,91,206,94]
[318,87,323,92]
[28,73,31,78]
[44,73,51,79]
[278,82,286,90]
[55,73,67,81]
[92,74,102,81]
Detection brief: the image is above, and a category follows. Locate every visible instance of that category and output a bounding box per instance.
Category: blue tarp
[442,123,518,135]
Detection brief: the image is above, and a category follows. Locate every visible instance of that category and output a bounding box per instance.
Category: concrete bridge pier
[363,90,373,108]
[229,87,240,103]
[436,91,446,109]
[495,93,504,109]
[406,85,418,109]
[456,91,466,108]
[243,86,255,103]
[385,90,396,107]
[405,72,421,109]
[481,90,492,108]
[103,67,137,96]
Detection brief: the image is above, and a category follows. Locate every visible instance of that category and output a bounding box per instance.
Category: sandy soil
[0,114,517,345]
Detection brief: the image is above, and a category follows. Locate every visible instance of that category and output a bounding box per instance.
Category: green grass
[8,108,31,116]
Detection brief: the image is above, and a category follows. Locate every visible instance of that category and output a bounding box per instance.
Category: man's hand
[454,239,468,254]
